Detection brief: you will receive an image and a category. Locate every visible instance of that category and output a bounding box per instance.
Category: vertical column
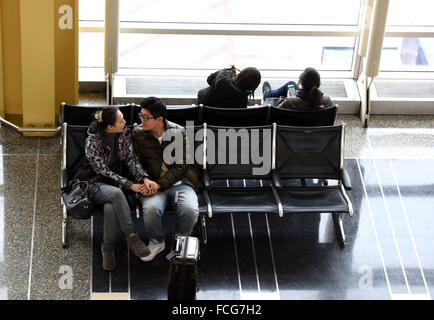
[0,6,4,118]
[20,0,56,136]
[0,0,78,135]
[358,0,374,59]
[0,0,23,124]
[357,0,389,127]
[364,0,389,78]
[55,0,79,118]
[105,0,119,105]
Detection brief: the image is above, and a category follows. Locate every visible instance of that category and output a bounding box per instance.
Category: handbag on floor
[62,180,94,219]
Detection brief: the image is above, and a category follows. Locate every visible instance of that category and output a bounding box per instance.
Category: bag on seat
[62,180,94,219]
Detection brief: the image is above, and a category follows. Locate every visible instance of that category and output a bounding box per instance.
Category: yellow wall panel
[1,0,23,118]
[20,0,56,131]
[0,5,4,117]
[0,0,78,133]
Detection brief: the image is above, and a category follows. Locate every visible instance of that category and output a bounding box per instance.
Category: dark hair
[140,96,167,120]
[233,67,261,98]
[299,67,322,107]
[93,106,119,133]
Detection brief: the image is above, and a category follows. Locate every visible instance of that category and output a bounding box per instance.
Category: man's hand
[143,178,160,196]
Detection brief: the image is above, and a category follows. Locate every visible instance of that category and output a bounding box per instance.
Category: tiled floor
[0,106,433,300]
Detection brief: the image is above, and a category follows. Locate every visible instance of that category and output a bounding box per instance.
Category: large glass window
[118,34,356,71]
[79,32,104,68]
[387,0,434,26]
[119,0,361,25]
[79,0,104,21]
[378,0,434,73]
[380,38,434,72]
[78,0,361,77]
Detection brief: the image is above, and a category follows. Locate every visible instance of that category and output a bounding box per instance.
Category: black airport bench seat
[59,102,352,249]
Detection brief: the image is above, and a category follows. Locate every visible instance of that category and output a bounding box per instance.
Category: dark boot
[127,233,150,258]
[101,243,116,271]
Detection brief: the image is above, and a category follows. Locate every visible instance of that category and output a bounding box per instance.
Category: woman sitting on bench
[262,67,333,110]
[198,65,261,108]
[79,107,159,271]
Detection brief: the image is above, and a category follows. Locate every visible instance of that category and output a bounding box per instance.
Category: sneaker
[262,81,271,101]
[140,239,165,262]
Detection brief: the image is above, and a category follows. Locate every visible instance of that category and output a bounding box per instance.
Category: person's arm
[123,129,149,183]
[214,69,234,92]
[322,95,334,108]
[157,129,188,190]
[157,163,187,190]
[206,70,219,85]
[85,136,135,190]
[131,128,159,195]
[278,97,294,109]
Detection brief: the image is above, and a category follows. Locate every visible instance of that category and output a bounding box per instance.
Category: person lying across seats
[262,67,333,110]
[132,97,200,262]
[198,65,261,108]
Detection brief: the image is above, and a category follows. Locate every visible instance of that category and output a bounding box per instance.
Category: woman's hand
[230,65,238,77]
[130,183,147,194]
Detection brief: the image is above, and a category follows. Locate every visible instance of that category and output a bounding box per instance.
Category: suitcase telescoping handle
[172,191,179,251]
[166,191,180,260]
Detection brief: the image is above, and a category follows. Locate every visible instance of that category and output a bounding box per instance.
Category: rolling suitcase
[166,191,200,300]
[167,235,199,300]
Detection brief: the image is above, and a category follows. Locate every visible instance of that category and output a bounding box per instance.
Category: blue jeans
[140,183,199,243]
[264,80,297,99]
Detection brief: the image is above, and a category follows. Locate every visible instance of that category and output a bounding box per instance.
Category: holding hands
[143,178,160,196]
[130,178,160,196]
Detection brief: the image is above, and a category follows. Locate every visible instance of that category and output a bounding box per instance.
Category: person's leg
[140,191,169,262]
[264,80,297,99]
[90,183,149,262]
[140,191,169,243]
[167,184,199,236]
[102,202,120,246]
[91,183,135,241]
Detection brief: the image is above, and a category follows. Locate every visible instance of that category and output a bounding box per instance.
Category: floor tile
[0,155,37,300]
[30,155,91,300]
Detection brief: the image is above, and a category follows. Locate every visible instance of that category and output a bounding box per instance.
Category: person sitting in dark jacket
[132,97,201,262]
[198,66,261,108]
[262,67,333,111]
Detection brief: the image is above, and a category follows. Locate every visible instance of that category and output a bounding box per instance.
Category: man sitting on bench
[132,97,200,262]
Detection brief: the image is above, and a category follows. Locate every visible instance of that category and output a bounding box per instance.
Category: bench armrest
[271,170,282,189]
[203,170,211,190]
[60,169,69,191]
[341,169,352,190]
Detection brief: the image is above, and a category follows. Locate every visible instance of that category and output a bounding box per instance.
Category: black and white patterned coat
[85,122,148,190]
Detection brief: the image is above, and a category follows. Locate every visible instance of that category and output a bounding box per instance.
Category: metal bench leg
[332,212,345,249]
[135,193,141,219]
[200,214,208,244]
[136,204,140,219]
[61,198,68,248]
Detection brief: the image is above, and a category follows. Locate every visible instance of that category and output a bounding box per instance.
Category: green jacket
[132,120,201,193]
